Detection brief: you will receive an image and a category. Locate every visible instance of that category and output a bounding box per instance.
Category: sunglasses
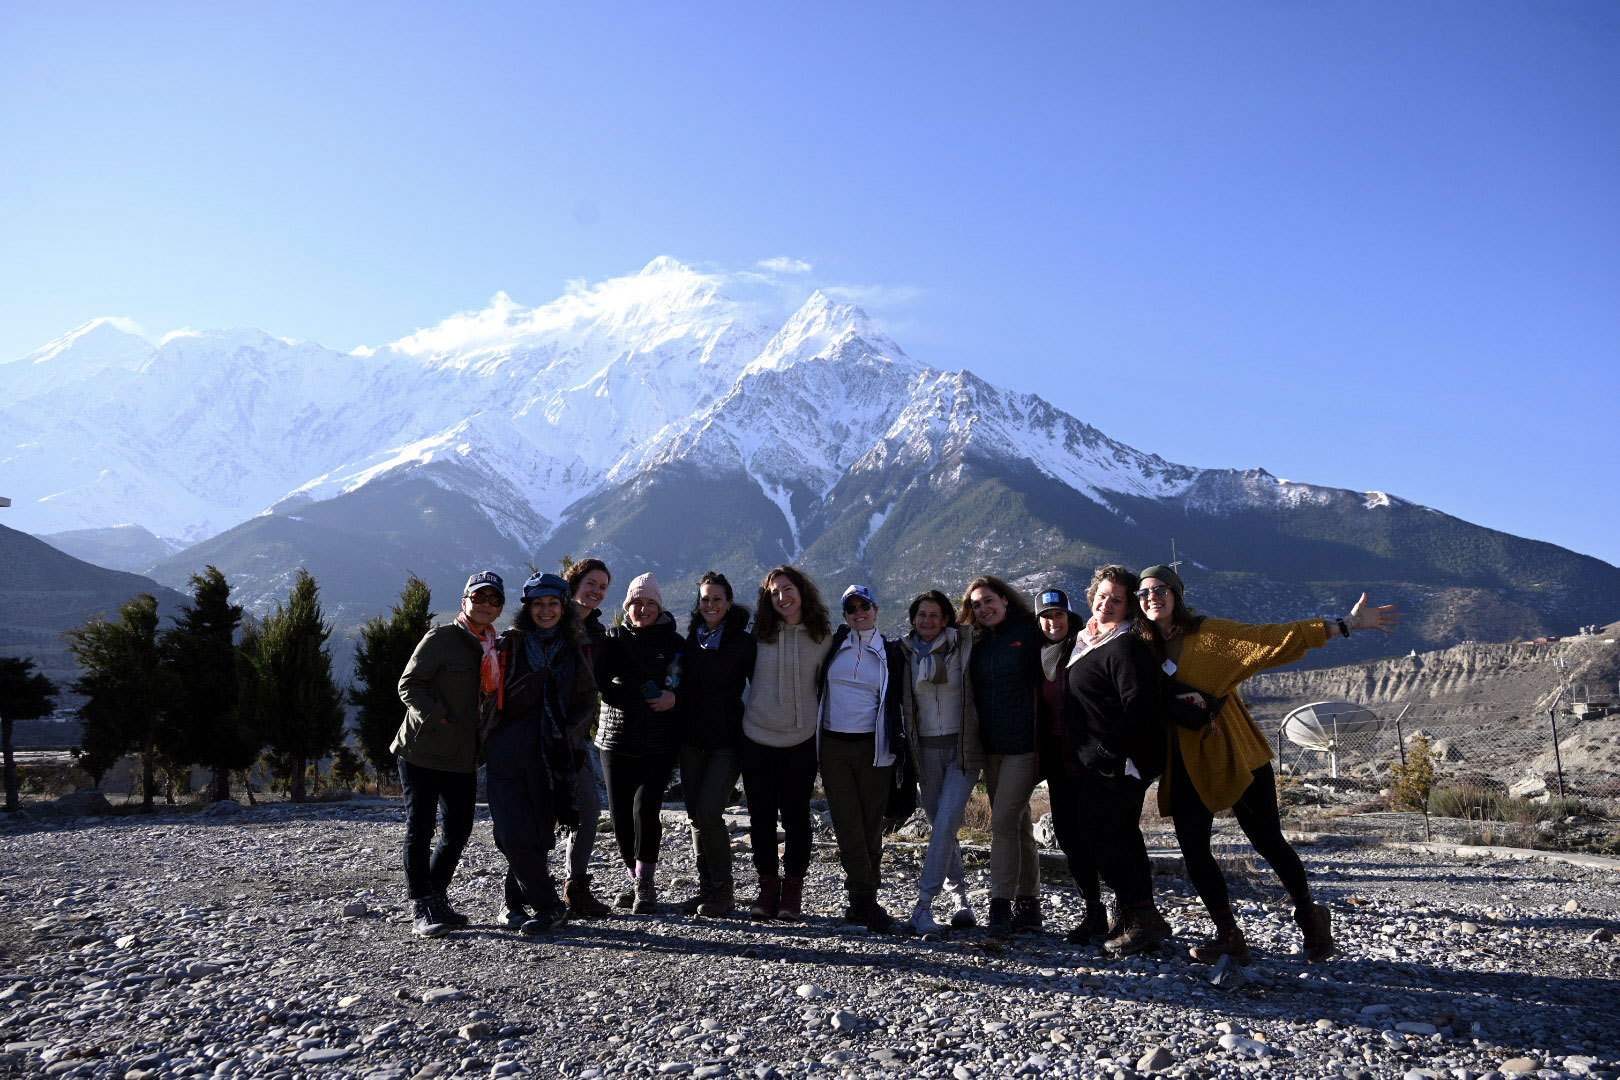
[1134,585,1173,601]
[844,600,874,613]
[467,592,504,606]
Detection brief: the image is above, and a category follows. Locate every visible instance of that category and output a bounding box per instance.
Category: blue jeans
[915,742,976,898]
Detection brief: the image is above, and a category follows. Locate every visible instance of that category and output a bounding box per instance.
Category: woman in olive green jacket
[392,570,505,938]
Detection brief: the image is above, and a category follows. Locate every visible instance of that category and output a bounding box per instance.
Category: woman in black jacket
[676,572,756,917]
[548,556,614,919]
[1061,564,1170,956]
[961,574,1043,934]
[595,572,684,913]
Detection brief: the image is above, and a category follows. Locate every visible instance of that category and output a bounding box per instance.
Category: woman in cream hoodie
[739,565,834,921]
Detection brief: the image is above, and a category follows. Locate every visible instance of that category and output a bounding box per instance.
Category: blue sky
[4,2,1617,564]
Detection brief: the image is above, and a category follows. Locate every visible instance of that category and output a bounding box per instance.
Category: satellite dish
[1280,701,1383,778]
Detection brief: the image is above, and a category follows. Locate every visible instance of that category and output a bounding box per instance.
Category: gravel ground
[3,799,1618,1080]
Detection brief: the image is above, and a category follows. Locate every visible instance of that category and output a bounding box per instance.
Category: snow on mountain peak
[746,289,910,376]
[7,317,155,369]
[638,255,694,276]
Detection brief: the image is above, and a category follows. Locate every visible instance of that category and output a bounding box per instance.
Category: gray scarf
[905,626,958,689]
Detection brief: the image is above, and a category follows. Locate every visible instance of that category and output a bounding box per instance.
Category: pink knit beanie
[623,572,664,611]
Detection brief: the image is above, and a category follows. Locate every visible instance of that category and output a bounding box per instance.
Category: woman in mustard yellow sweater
[1137,564,1399,965]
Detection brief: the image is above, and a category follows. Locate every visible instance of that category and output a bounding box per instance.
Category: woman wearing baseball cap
[817,584,909,931]
[393,571,507,938]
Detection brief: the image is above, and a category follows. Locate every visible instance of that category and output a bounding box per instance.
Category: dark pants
[739,735,818,879]
[1044,768,1102,904]
[484,721,560,908]
[599,748,676,867]
[679,744,739,887]
[1169,753,1309,915]
[1075,767,1155,908]
[818,732,894,901]
[398,757,477,901]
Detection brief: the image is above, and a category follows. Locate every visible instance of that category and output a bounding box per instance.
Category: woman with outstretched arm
[1137,564,1400,964]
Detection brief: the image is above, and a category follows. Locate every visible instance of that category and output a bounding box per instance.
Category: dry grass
[960,787,1052,832]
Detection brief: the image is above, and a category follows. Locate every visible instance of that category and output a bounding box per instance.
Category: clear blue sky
[4,2,1617,564]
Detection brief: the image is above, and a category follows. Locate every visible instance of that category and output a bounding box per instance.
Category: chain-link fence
[1126,702,1620,853]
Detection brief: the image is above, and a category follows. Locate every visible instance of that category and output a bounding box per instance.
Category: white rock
[1218,1034,1273,1059]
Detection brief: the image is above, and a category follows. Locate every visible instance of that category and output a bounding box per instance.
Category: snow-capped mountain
[5,258,1617,655]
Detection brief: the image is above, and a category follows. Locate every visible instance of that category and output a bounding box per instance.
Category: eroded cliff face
[1241,620,1620,718]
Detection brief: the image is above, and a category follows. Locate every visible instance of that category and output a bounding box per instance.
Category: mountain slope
[0,523,187,683]
[6,259,1617,666]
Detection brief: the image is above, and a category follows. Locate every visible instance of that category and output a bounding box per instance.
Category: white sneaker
[907,898,944,936]
[499,904,528,929]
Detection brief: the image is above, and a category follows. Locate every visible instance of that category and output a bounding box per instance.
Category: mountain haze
[5,258,1616,667]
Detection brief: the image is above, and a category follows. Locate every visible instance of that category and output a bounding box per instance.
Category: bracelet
[1336,618,1351,638]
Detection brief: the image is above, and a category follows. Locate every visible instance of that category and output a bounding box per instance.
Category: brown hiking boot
[1189,922,1253,965]
[697,883,735,918]
[749,874,781,919]
[777,876,805,921]
[1105,905,1171,956]
[1101,903,1134,949]
[564,875,613,918]
[632,875,658,915]
[1296,901,1336,963]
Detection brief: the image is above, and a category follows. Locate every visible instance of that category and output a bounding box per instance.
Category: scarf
[458,613,505,714]
[524,622,565,673]
[1041,638,1069,683]
[905,626,957,689]
[696,622,724,651]
[506,624,579,828]
[1069,617,1131,667]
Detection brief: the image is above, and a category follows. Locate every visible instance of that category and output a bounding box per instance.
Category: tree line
[0,566,438,811]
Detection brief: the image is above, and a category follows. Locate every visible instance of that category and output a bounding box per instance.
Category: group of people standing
[391,558,1398,965]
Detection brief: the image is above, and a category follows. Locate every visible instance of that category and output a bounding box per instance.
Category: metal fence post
[1548,708,1567,801]
[1394,705,1408,769]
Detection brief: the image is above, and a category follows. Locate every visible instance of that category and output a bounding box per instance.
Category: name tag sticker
[1161,659,1177,676]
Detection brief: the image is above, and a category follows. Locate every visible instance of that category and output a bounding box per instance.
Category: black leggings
[1169,751,1310,916]
[1043,768,1102,903]
[738,735,818,879]
[599,748,677,867]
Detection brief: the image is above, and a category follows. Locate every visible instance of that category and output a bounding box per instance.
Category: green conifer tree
[349,574,434,780]
[0,656,58,811]
[67,595,165,810]
[158,566,257,801]
[254,570,345,803]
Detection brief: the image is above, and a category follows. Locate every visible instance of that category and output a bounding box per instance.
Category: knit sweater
[1156,617,1332,814]
[741,623,831,748]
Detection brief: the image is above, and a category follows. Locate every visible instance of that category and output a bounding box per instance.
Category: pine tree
[254,570,345,802]
[0,656,58,812]
[67,595,166,810]
[349,574,433,780]
[157,566,257,801]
